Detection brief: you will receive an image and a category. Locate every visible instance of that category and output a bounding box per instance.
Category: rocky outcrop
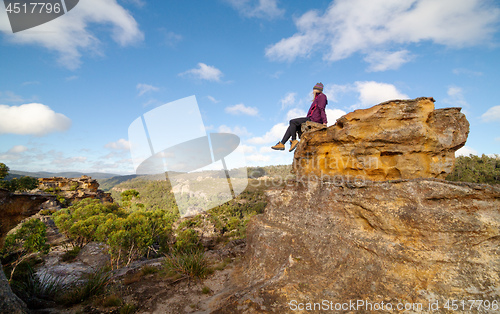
[293,97,469,181]
[0,188,52,248]
[213,178,500,313]
[38,175,113,203]
[0,188,50,314]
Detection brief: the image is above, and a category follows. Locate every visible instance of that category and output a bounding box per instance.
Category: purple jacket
[307,93,328,124]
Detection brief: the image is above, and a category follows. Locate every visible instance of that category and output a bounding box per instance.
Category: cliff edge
[212,178,500,313]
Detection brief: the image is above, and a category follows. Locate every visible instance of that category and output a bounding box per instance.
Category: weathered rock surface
[0,188,52,248]
[213,178,500,313]
[293,97,469,181]
[0,188,49,314]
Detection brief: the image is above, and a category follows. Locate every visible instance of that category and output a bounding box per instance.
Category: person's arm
[318,94,328,125]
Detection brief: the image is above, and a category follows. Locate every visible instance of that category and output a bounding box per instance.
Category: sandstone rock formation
[293,97,469,181]
[38,175,113,203]
[0,188,50,314]
[213,178,500,313]
[0,188,52,248]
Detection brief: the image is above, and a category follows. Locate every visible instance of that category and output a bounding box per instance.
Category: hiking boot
[271,142,285,150]
[289,140,299,152]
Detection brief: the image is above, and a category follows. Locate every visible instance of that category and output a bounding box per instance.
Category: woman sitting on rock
[272,82,328,152]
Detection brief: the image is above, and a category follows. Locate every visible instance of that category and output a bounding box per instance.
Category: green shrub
[174,229,201,254]
[53,198,175,268]
[447,154,500,184]
[2,219,49,257]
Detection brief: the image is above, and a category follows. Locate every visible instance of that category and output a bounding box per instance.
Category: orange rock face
[293,97,469,181]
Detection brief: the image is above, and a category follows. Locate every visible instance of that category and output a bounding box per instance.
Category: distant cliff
[38,175,113,203]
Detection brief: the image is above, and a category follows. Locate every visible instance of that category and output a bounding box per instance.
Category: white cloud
[180,63,224,82]
[105,139,131,150]
[265,0,500,70]
[248,123,287,144]
[323,84,351,103]
[7,145,28,154]
[364,50,414,72]
[236,144,257,154]
[225,103,259,116]
[136,83,159,96]
[326,108,347,125]
[481,106,500,122]
[224,0,284,19]
[456,146,478,157]
[355,81,409,108]
[0,103,71,136]
[245,153,271,162]
[280,92,297,109]
[0,0,144,70]
[218,125,251,137]
[285,108,307,121]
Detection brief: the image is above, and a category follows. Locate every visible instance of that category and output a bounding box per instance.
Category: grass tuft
[163,250,210,280]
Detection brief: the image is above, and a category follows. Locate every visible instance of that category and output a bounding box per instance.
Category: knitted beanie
[313,82,324,92]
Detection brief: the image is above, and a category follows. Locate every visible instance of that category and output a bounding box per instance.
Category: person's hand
[323,123,327,126]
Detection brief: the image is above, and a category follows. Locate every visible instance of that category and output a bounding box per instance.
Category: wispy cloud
[481,106,500,122]
[136,83,159,96]
[207,95,220,103]
[364,50,414,72]
[280,92,297,109]
[266,0,500,71]
[218,125,251,137]
[180,63,224,82]
[105,139,131,151]
[225,103,259,116]
[444,86,469,108]
[0,91,25,103]
[224,0,284,19]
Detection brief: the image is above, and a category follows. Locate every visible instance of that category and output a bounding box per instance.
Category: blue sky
[1,0,500,175]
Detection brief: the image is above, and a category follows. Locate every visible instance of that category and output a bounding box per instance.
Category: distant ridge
[8,170,122,180]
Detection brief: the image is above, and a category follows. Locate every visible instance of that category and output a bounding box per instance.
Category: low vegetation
[4,158,498,311]
[0,163,39,192]
[447,154,500,185]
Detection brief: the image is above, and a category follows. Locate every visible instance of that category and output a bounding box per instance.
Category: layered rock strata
[213,178,500,313]
[293,97,469,181]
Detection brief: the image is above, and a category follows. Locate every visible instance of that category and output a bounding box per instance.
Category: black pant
[281,117,310,144]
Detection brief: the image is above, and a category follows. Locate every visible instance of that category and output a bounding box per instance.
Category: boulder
[213,178,500,313]
[293,97,469,181]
